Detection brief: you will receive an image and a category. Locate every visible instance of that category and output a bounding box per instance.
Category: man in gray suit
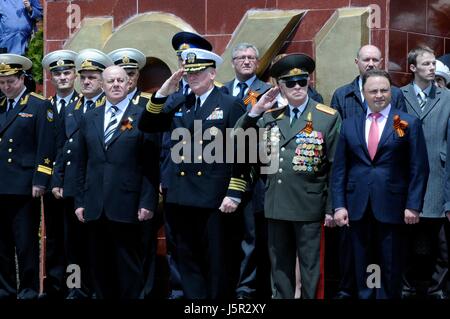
[402,46,450,299]
[223,43,272,299]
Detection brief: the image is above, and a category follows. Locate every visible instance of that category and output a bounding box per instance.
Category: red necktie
[368,112,381,160]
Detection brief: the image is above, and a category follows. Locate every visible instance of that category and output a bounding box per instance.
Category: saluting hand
[157,68,185,97]
[404,208,420,224]
[219,196,238,214]
[138,208,154,221]
[249,87,280,116]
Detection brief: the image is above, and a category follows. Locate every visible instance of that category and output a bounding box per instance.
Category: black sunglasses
[283,78,308,88]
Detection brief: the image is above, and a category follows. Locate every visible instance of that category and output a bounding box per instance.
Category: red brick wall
[43,0,450,91]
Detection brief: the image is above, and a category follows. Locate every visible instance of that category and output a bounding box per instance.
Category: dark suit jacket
[0,92,55,194]
[331,76,407,119]
[331,108,429,224]
[75,100,159,223]
[51,93,104,196]
[139,86,247,208]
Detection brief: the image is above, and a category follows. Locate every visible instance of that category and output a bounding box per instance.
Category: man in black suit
[138,48,247,298]
[160,32,214,299]
[75,65,159,299]
[222,42,271,299]
[40,49,79,299]
[51,48,112,299]
[0,53,55,299]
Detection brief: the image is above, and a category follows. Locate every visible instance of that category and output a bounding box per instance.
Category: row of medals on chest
[264,125,324,172]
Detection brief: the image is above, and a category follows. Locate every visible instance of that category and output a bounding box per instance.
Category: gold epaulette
[30,92,45,100]
[0,97,6,106]
[214,80,224,88]
[316,103,337,115]
[140,92,152,99]
[228,177,247,192]
[146,97,164,114]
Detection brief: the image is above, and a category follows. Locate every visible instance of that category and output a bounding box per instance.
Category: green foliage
[26,30,44,84]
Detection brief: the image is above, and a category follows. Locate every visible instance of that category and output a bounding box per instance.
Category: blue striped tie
[104,105,119,147]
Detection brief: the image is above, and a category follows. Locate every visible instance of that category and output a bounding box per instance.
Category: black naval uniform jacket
[0,92,55,194]
[75,99,160,223]
[51,93,105,197]
[138,86,248,208]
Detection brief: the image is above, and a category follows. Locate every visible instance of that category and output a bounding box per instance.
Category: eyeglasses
[282,79,308,88]
[233,55,257,62]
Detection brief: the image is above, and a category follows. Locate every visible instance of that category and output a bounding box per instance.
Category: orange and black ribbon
[300,112,313,134]
[120,118,133,131]
[393,114,408,137]
[243,90,260,106]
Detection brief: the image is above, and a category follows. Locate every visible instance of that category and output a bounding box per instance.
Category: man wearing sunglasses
[235,53,341,298]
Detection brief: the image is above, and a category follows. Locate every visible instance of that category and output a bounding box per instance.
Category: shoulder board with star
[315,103,337,115]
[30,92,46,100]
[214,80,224,88]
[74,97,83,110]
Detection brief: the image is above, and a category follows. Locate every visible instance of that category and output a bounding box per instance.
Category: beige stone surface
[315,7,370,105]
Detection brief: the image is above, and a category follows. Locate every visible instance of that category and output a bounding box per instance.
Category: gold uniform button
[7,158,12,163]
[0,138,2,142]
[67,150,71,154]
[182,141,187,145]
[277,179,282,184]
[199,140,203,145]
[9,139,13,143]
[280,158,284,162]
[180,156,185,161]
[197,171,202,176]
[278,168,283,173]
[8,148,12,153]
[281,147,285,152]
[197,155,202,160]
[180,171,185,176]
[67,161,71,166]
[69,138,73,143]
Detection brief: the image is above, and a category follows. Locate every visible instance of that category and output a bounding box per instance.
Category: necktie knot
[237,82,248,100]
[86,100,94,112]
[183,84,190,96]
[110,105,118,113]
[370,112,381,120]
[290,107,300,127]
[418,91,427,109]
[7,99,14,111]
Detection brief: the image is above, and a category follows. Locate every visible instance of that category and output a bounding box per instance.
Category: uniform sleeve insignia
[47,109,54,122]
[316,103,336,115]
[30,92,45,100]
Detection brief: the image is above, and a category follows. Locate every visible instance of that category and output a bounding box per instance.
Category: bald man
[75,66,160,298]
